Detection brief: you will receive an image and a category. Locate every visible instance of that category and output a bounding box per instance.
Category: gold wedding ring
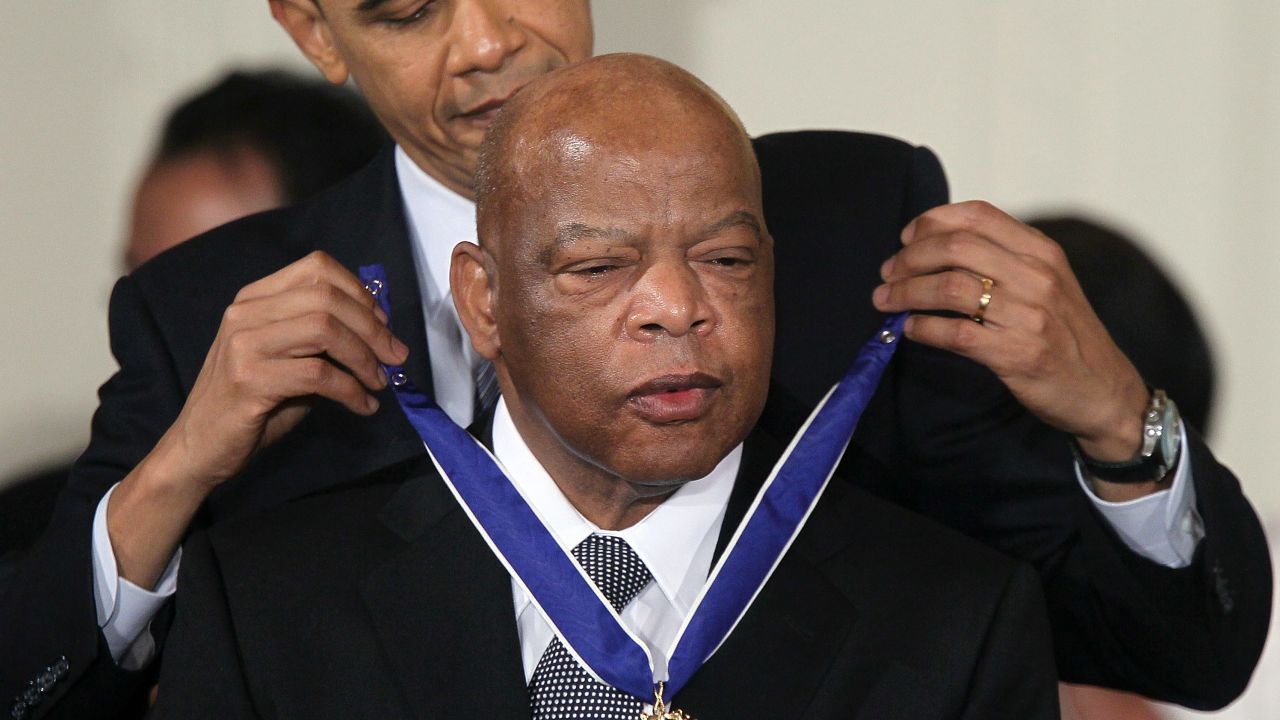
[971,277,994,324]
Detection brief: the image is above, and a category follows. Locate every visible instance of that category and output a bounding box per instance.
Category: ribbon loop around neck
[359,263,905,701]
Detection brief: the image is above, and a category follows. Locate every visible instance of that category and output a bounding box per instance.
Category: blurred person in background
[124,69,386,269]
[0,69,385,557]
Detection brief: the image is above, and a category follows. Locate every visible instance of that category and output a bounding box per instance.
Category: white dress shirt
[491,397,739,682]
[89,145,1206,667]
[1076,426,1203,566]
[395,145,489,429]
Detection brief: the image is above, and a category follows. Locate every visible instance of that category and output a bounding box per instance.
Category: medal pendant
[638,683,694,720]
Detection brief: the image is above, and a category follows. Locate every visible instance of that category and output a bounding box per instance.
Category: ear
[268,0,350,85]
[451,241,502,361]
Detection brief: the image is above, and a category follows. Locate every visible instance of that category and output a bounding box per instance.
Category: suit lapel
[681,430,861,716]
[322,144,433,394]
[360,463,529,719]
[315,145,438,479]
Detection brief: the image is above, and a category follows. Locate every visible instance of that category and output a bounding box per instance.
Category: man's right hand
[107,251,409,589]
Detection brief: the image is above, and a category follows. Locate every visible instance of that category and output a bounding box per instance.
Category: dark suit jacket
[151,430,1060,720]
[0,132,1269,718]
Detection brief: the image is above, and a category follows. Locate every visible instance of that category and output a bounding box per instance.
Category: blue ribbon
[359,264,904,701]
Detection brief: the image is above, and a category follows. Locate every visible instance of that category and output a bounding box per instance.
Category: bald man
[151,54,1058,720]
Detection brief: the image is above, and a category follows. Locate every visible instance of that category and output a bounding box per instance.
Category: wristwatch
[1078,389,1182,484]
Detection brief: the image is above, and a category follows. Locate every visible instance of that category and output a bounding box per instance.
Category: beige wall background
[1,3,1276,522]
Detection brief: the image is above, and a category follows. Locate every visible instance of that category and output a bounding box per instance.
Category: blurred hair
[1029,215,1216,433]
[157,69,387,202]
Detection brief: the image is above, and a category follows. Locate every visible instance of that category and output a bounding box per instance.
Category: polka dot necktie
[528,534,653,720]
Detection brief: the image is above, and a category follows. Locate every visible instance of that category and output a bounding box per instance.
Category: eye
[700,250,755,270]
[574,263,619,277]
[384,1,437,27]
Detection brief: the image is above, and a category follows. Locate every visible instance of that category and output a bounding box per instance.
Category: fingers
[248,356,381,417]
[881,230,1024,285]
[208,250,411,419]
[878,205,1073,323]
[233,314,388,393]
[901,313,1051,381]
[230,283,409,367]
[873,268,1058,330]
[902,200,1063,264]
[234,251,389,325]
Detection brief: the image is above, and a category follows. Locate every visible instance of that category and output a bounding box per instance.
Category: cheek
[527,0,593,59]
[499,281,620,396]
[710,276,775,359]
[348,47,445,134]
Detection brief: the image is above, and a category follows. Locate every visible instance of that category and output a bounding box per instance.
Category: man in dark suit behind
[153,53,1060,720]
[1,2,1268,718]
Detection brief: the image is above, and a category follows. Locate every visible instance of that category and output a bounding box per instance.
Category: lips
[456,88,521,127]
[626,372,723,423]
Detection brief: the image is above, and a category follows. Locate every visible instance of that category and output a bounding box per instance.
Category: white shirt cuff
[1075,426,1203,568]
[91,483,182,670]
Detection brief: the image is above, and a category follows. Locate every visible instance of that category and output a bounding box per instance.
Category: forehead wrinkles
[477,55,762,248]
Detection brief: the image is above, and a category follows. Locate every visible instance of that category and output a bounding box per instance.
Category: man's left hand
[872,201,1155,486]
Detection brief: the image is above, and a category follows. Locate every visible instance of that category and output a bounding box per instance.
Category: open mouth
[626,372,723,423]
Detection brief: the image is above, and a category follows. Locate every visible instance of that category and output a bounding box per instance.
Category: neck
[527,434,676,531]
[554,473,674,531]
[400,144,476,201]
[503,398,679,531]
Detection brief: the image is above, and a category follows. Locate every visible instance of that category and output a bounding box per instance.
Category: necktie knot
[571,534,652,613]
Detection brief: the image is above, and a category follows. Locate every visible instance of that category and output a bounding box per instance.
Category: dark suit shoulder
[758,130,949,407]
[753,129,941,208]
[747,127,931,165]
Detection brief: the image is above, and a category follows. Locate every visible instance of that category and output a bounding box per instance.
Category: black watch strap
[1076,446,1169,484]
[1075,389,1181,484]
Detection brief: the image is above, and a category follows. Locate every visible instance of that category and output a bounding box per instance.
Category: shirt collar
[393,145,475,307]
[492,397,740,615]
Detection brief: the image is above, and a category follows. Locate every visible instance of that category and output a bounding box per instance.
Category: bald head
[475,53,760,252]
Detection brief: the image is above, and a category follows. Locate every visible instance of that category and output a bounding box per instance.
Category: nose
[446,0,528,76]
[625,261,715,343]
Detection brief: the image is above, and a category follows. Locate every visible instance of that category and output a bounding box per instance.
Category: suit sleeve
[958,562,1060,720]
[1049,427,1270,709]
[150,530,258,720]
[887,339,1271,709]
[0,275,185,719]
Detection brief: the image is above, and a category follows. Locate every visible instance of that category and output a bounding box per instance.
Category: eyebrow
[356,0,393,14]
[554,223,633,246]
[538,223,633,264]
[700,210,765,241]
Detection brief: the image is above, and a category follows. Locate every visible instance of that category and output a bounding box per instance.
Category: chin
[614,439,730,488]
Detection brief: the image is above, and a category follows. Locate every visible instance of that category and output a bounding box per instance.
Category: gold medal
[638,682,694,720]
